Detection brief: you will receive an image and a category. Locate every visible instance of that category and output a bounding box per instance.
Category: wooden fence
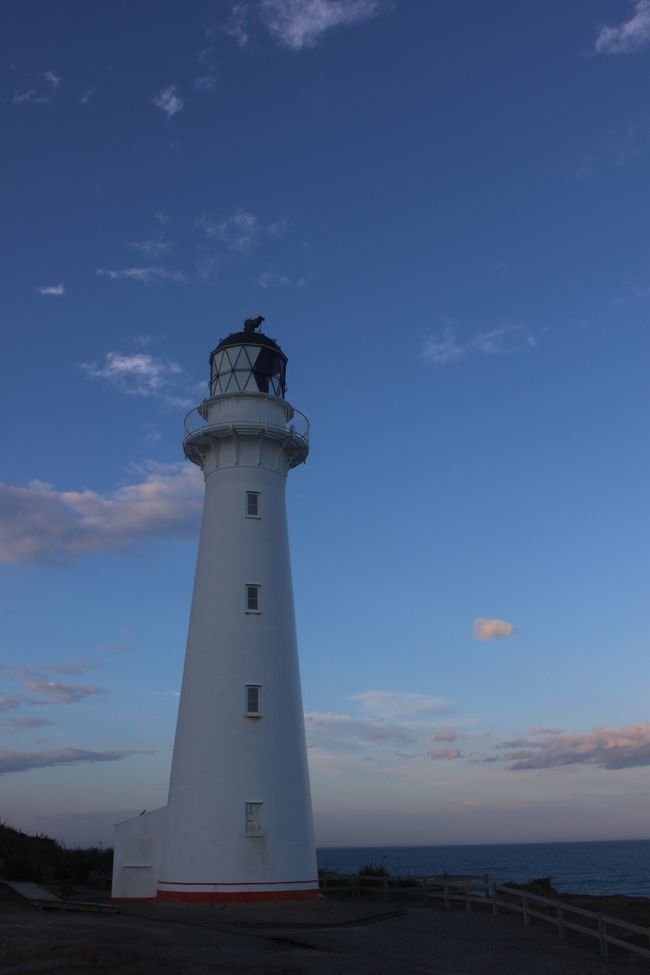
[493,883,650,961]
[319,873,650,961]
[319,872,490,907]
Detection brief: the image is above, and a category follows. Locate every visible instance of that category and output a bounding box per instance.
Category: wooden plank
[605,934,650,959]
[599,913,650,936]
[1,881,60,902]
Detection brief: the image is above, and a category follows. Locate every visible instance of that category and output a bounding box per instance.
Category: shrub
[358,862,389,877]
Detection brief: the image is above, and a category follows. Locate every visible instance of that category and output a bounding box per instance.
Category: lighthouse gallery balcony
[184,392,310,469]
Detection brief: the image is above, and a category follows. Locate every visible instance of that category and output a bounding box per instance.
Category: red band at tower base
[155,887,321,903]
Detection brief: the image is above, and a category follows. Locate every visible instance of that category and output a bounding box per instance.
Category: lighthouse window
[245,685,261,715]
[245,801,264,835]
[245,491,260,518]
[245,584,261,612]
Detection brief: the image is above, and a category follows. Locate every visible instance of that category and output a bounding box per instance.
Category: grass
[0,820,113,887]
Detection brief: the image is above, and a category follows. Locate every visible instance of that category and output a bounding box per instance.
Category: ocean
[317,840,650,897]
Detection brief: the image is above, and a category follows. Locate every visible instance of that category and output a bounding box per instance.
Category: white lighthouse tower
[111,318,318,902]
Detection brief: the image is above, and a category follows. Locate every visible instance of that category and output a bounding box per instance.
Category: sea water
[317,840,650,896]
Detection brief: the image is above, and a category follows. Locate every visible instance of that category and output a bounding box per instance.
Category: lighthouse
[111,318,318,902]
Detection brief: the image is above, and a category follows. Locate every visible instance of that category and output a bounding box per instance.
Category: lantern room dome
[208,328,287,399]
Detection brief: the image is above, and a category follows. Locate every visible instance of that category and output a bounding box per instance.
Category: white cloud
[126,240,173,261]
[37,284,65,296]
[493,723,650,771]
[195,208,260,253]
[595,1,650,54]
[13,89,49,105]
[79,350,190,406]
[223,3,250,46]
[43,70,61,89]
[96,266,184,284]
[80,87,96,105]
[0,747,150,776]
[422,323,536,365]
[257,270,291,288]
[259,0,380,50]
[0,463,203,565]
[473,618,516,641]
[153,85,184,118]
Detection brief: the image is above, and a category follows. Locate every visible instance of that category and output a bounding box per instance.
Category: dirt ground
[0,891,647,975]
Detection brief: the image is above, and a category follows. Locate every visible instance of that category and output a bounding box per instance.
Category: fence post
[482,874,489,900]
[383,876,388,902]
[492,885,499,916]
[598,914,608,959]
[522,893,529,928]
[444,878,450,910]
[465,880,471,913]
[557,903,565,943]
[421,877,426,904]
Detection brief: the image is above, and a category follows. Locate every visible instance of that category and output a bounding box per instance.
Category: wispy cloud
[351,690,448,717]
[223,3,250,46]
[43,69,61,89]
[473,618,516,641]
[0,695,29,712]
[0,748,151,776]
[126,240,173,261]
[0,463,203,565]
[195,208,260,253]
[306,710,465,765]
[268,217,289,239]
[22,679,103,704]
[428,747,463,761]
[259,0,380,50]
[2,717,56,731]
[36,662,98,676]
[80,87,96,105]
[257,270,291,288]
[96,266,184,284]
[2,667,104,704]
[13,89,49,105]
[153,85,184,118]
[422,323,537,365]
[595,0,650,54]
[37,284,65,296]
[492,723,650,771]
[79,350,188,405]
[194,74,218,91]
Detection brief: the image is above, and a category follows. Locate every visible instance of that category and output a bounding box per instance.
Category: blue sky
[2,0,650,848]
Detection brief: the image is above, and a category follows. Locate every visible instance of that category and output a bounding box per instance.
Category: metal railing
[183,394,309,446]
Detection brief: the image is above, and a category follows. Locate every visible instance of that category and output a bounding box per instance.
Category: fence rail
[492,884,650,960]
[319,873,490,907]
[319,873,650,961]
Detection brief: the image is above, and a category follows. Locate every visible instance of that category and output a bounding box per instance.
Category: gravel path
[0,895,647,974]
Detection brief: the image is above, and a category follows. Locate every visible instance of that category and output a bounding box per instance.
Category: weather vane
[243,315,264,333]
